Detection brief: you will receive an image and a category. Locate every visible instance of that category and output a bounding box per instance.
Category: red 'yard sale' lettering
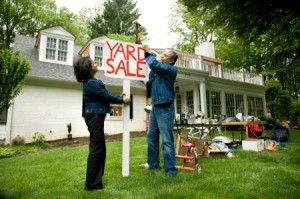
[104,39,148,81]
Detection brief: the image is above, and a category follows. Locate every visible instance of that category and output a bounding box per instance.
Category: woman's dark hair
[73,56,93,82]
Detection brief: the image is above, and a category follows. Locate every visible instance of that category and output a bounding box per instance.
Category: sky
[55,0,179,48]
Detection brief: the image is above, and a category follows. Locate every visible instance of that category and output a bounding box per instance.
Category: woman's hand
[120,93,131,104]
[123,98,131,104]
[120,92,126,98]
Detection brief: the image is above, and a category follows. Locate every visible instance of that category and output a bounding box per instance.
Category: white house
[0,26,266,144]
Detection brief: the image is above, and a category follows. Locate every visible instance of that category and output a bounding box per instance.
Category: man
[143,45,178,176]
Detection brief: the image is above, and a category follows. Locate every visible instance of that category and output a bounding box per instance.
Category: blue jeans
[147,103,177,175]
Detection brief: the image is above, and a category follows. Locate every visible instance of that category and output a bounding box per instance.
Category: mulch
[47,131,147,149]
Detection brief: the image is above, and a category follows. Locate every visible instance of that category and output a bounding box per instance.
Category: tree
[43,7,89,46]
[0,50,30,113]
[0,0,57,49]
[265,79,292,119]
[0,0,90,48]
[179,0,299,48]
[89,0,147,40]
[169,2,214,52]
[178,0,300,98]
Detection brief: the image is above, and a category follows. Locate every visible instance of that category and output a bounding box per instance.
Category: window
[186,91,194,114]
[256,98,263,116]
[225,93,235,117]
[0,110,7,124]
[247,96,255,116]
[247,96,263,116]
[225,93,244,117]
[46,37,56,60]
[58,40,68,61]
[236,95,244,114]
[46,37,68,62]
[211,91,221,117]
[110,104,123,117]
[206,91,221,118]
[176,93,182,114]
[94,46,103,68]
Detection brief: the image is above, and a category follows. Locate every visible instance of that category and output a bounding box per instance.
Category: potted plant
[196,112,205,123]
[67,123,72,140]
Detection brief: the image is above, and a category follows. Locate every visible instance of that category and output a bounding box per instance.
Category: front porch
[174,67,266,120]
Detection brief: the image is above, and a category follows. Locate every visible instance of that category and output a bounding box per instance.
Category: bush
[32,132,50,147]
[12,135,25,145]
[265,117,277,130]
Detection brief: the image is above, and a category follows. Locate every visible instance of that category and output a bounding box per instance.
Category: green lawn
[0,130,299,199]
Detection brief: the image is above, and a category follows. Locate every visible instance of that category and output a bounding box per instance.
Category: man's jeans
[147,103,177,175]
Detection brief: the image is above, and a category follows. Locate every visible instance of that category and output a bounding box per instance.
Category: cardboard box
[242,139,264,152]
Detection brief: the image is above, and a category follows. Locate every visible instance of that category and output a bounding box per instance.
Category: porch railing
[188,61,264,86]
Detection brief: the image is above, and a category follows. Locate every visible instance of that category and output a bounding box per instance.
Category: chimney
[195,41,215,58]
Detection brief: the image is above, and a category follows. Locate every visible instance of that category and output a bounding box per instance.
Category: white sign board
[104,39,149,81]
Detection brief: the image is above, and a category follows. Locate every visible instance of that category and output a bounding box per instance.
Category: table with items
[221,121,266,140]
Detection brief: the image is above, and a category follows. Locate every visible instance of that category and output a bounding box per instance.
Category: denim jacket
[83,78,124,115]
[145,53,177,106]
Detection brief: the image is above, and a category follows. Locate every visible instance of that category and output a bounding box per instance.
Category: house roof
[13,34,146,88]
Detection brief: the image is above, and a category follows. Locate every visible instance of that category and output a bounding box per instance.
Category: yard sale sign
[104,39,149,81]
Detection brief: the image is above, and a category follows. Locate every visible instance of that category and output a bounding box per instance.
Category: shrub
[32,132,50,147]
[265,117,277,130]
[12,135,25,145]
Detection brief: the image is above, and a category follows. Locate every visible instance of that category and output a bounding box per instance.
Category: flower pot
[196,118,203,124]
[67,134,72,140]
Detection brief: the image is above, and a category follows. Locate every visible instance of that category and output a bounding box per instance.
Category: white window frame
[94,45,104,69]
[110,104,123,117]
[45,37,68,63]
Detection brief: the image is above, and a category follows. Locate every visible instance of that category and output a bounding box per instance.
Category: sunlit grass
[0,130,299,198]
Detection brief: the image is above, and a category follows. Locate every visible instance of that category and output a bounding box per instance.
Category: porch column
[262,95,267,116]
[199,81,207,116]
[193,85,200,114]
[243,94,248,116]
[220,90,226,115]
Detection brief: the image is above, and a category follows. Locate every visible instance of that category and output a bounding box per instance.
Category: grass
[0,130,299,199]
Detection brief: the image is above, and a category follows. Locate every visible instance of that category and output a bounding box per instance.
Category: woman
[73,56,131,191]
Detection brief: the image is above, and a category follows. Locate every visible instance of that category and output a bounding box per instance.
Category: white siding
[9,83,147,143]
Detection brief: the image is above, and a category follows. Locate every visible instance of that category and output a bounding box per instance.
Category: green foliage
[89,0,148,41]
[43,7,89,46]
[290,100,300,127]
[169,2,215,52]
[0,49,31,113]
[180,0,299,50]
[265,80,292,119]
[0,145,39,158]
[265,79,292,119]
[0,0,91,48]
[32,132,50,147]
[176,0,299,97]
[108,33,135,43]
[0,0,57,49]
[0,132,300,198]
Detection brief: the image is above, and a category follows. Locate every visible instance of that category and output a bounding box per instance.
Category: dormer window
[79,36,107,69]
[46,37,68,62]
[36,26,75,66]
[94,46,103,68]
